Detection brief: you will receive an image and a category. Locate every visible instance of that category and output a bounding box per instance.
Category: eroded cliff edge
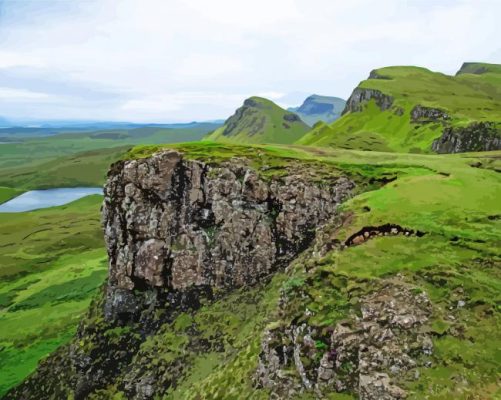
[103,150,354,324]
[6,149,355,399]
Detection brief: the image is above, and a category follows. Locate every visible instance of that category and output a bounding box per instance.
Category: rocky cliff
[342,88,393,115]
[5,148,354,399]
[431,121,501,153]
[103,150,353,324]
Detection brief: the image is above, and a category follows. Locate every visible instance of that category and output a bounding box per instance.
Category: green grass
[206,96,310,144]
[298,63,501,152]
[2,140,500,398]
[0,187,23,205]
[0,196,107,396]
[0,124,220,190]
[0,146,129,190]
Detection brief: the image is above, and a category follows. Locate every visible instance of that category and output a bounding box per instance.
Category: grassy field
[0,196,106,396]
[298,63,501,152]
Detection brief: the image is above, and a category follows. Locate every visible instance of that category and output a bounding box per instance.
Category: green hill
[205,97,309,144]
[297,62,501,153]
[288,94,346,126]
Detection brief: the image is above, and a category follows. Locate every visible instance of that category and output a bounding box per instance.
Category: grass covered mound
[0,196,107,397]
[205,97,310,145]
[297,62,501,153]
[12,142,498,399]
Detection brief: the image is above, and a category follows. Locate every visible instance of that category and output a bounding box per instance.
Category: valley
[0,63,500,399]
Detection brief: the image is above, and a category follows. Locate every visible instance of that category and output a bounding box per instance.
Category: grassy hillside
[205,97,309,144]
[84,142,500,399]
[298,63,501,152]
[288,94,346,126]
[0,196,106,396]
[0,124,220,171]
[0,146,129,190]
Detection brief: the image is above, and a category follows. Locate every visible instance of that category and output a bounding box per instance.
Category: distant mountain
[297,62,501,153]
[0,121,223,139]
[205,96,309,144]
[288,94,346,126]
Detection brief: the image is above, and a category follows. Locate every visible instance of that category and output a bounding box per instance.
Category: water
[0,187,103,212]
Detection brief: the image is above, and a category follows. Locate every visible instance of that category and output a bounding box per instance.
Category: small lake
[0,187,103,212]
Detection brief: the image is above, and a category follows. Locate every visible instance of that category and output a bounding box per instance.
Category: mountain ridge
[297,62,501,153]
[205,96,310,144]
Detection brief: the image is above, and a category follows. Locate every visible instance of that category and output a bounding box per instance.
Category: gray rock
[432,121,501,153]
[103,150,354,323]
[342,88,394,115]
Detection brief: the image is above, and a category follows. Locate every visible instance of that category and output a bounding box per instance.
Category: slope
[6,143,500,399]
[297,62,501,153]
[205,97,309,144]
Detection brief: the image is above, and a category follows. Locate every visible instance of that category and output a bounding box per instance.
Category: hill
[205,97,309,144]
[6,143,500,399]
[288,94,346,125]
[297,62,501,153]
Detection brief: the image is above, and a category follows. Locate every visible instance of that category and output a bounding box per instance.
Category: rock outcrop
[103,150,354,324]
[5,149,355,400]
[410,105,449,123]
[256,279,434,399]
[342,88,394,115]
[432,121,501,153]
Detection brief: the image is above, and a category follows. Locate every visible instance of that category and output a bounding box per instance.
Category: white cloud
[0,87,51,100]
[0,0,499,122]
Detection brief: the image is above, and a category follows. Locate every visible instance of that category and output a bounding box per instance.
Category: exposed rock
[369,70,393,80]
[344,223,426,247]
[103,150,354,324]
[257,280,433,399]
[342,88,394,115]
[432,121,501,153]
[410,105,450,123]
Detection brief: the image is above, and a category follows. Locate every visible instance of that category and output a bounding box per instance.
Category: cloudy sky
[0,0,500,123]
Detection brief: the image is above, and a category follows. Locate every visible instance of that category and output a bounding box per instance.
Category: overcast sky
[0,0,500,123]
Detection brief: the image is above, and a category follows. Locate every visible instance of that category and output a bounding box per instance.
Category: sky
[0,0,500,123]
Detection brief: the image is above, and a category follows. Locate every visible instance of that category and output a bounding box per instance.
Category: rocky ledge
[432,121,501,153]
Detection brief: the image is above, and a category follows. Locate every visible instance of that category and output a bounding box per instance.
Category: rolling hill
[297,62,501,153]
[205,97,309,144]
[288,94,346,126]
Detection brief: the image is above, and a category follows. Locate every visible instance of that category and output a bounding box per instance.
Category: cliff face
[102,150,353,324]
[6,149,354,399]
[431,121,501,153]
[342,88,393,115]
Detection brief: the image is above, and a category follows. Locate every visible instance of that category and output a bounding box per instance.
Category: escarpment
[342,87,394,115]
[5,149,355,400]
[432,121,501,153]
[103,150,354,324]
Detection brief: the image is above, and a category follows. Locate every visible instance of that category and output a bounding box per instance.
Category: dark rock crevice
[344,223,426,247]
